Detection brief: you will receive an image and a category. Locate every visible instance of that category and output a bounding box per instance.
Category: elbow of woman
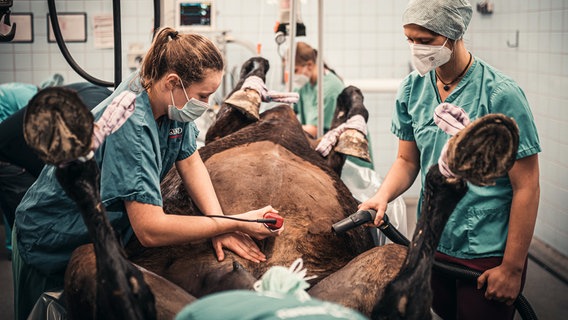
[137,236,158,248]
[126,202,170,247]
[132,228,163,248]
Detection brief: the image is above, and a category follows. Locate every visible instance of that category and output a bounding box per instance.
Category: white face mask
[409,38,452,77]
[293,74,310,89]
[167,79,209,122]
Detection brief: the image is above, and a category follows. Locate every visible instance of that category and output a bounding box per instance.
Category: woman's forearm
[502,155,540,272]
[125,200,239,247]
[376,140,421,203]
[176,151,224,215]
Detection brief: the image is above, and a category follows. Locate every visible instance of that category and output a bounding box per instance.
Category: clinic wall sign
[47,12,87,43]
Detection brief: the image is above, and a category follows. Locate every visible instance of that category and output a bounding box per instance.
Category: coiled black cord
[206,214,276,225]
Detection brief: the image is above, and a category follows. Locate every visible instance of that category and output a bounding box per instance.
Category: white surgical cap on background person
[402,0,473,40]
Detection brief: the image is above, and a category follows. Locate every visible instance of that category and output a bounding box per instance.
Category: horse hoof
[224,88,261,121]
[446,113,519,186]
[23,87,94,166]
[335,129,371,162]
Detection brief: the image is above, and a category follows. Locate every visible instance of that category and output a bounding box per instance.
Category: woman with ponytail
[292,41,343,138]
[12,27,281,320]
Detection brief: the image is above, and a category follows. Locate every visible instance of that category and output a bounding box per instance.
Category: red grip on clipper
[263,212,284,230]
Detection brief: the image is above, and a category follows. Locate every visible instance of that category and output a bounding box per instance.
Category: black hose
[47,0,114,87]
[377,214,409,247]
[377,214,538,320]
[206,214,276,224]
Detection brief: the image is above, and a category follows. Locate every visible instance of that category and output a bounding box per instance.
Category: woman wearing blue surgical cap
[359,0,540,319]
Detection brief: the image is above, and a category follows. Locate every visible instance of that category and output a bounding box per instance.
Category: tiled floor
[1,218,567,319]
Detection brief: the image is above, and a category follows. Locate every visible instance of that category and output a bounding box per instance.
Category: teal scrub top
[293,71,374,169]
[175,290,367,320]
[392,57,541,259]
[15,71,199,275]
[0,83,38,122]
[294,71,344,132]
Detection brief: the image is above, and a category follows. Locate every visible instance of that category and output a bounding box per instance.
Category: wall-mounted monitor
[175,0,215,32]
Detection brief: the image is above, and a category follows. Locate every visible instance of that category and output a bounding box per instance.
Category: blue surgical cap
[402,0,473,40]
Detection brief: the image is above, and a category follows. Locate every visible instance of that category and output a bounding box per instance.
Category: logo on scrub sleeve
[169,127,183,139]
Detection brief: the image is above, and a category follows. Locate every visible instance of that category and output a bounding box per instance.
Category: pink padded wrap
[92,91,136,150]
[315,115,367,157]
[241,76,299,103]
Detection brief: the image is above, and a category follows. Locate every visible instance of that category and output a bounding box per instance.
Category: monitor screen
[176,1,214,30]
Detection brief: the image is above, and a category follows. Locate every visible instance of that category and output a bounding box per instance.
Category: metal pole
[47,0,113,87]
[112,0,122,88]
[153,0,161,38]
[316,0,324,138]
[286,0,297,93]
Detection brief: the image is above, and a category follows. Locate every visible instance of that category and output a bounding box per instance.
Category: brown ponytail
[139,26,224,90]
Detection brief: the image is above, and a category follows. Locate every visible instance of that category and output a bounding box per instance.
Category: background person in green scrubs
[291,41,377,199]
[292,41,345,138]
[0,82,39,255]
[359,1,541,319]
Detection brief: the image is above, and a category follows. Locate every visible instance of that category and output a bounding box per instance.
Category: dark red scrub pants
[431,251,527,320]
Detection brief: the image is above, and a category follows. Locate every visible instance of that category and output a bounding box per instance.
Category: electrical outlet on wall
[127,43,145,70]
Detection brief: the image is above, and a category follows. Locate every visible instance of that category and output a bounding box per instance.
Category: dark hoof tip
[23,87,93,165]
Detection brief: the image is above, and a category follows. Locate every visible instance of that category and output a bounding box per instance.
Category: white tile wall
[1,0,155,85]
[2,0,567,256]
[464,0,568,257]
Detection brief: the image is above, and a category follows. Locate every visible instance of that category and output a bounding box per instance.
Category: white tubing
[343,78,402,93]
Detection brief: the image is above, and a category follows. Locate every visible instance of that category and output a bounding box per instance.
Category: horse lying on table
[47,56,374,319]
[124,57,375,297]
[125,57,519,319]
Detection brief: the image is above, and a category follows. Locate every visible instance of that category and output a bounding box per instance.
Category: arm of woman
[477,154,540,305]
[125,201,278,246]
[302,124,317,138]
[359,139,421,224]
[174,151,277,263]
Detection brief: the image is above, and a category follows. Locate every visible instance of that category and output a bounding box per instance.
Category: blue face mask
[167,79,209,122]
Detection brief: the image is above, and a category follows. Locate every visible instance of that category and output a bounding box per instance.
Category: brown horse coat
[126,105,375,297]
